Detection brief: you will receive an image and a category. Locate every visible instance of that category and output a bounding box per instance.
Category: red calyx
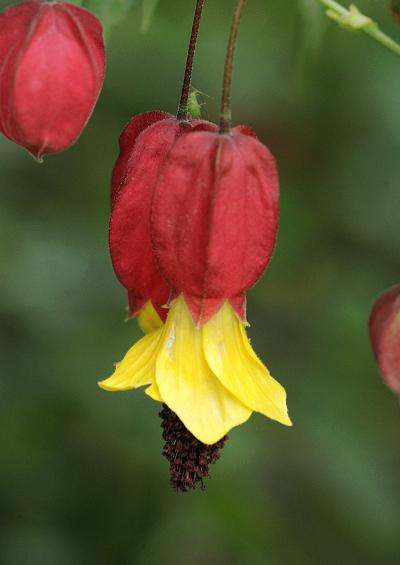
[0,0,105,160]
[151,125,280,326]
[110,112,217,320]
[369,285,400,396]
[111,111,171,207]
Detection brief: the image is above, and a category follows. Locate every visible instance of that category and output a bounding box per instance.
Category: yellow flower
[99,296,291,445]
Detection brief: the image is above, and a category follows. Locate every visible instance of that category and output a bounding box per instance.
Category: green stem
[318,0,400,57]
[220,0,246,134]
[319,0,347,16]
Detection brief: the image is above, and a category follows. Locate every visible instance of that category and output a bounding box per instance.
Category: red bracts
[109,112,218,320]
[110,113,279,326]
[0,0,105,160]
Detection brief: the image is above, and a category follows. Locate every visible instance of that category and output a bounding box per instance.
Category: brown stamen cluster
[160,405,227,492]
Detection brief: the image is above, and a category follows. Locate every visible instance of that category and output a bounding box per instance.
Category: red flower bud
[369,285,400,395]
[109,112,217,319]
[151,126,279,325]
[0,0,105,160]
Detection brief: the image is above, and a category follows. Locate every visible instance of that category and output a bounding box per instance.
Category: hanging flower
[101,0,292,490]
[369,285,400,395]
[100,123,291,445]
[0,0,105,160]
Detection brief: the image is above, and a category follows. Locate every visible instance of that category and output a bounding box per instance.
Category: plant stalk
[319,0,400,57]
[177,0,205,121]
[220,0,246,134]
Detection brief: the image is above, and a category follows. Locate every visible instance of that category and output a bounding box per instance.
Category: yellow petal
[98,328,162,391]
[137,301,164,334]
[155,296,251,445]
[145,382,163,402]
[203,302,292,427]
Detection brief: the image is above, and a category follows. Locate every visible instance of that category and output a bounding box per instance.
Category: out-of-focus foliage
[298,0,326,54]
[72,0,159,39]
[72,0,134,39]
[391,0,400,23]
[140,0,160,33]
[0,1,400,564]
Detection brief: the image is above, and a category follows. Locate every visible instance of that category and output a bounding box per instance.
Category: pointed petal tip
[97,379,125,392]
[280,412,293,427]
[264,394,292,427]
[97,379,112,391]
[269,389,292,427]
[275,392,292,427]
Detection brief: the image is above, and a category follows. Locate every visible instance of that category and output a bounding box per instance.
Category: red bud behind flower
[111,111,170,206]
[369,285,400,395]
[0,0,105,160]
[109,112,218,319]
[110,111,173,319]
[151,126,279,325]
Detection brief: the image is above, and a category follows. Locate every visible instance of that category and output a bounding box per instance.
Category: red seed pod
[110,112,217,319]
[369,285,400,395]
[151,126,279,325]
[0,0,105,160]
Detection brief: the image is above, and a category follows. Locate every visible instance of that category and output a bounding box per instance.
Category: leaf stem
[177,0,205,121]
[318,0,400,57]
[220,0,246,134]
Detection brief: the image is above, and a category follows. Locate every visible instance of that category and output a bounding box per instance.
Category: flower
[100,124,292,445]
[0,0,105,160]
[369,285,400,395]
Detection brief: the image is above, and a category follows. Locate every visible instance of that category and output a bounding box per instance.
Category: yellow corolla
[99,296,291,445]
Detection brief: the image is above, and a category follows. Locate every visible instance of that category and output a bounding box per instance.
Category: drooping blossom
[101,123,291,445]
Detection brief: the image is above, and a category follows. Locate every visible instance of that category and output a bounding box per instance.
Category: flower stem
[220,0,246,134]
[177,0,205,121]
[319,0,400,57]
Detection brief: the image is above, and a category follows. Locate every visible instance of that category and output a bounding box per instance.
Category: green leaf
[141,0,160,33]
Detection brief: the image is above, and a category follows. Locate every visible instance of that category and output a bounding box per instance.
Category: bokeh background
[1,0,400,563]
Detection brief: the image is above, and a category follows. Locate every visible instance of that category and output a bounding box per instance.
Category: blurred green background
[1,0,400,563]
